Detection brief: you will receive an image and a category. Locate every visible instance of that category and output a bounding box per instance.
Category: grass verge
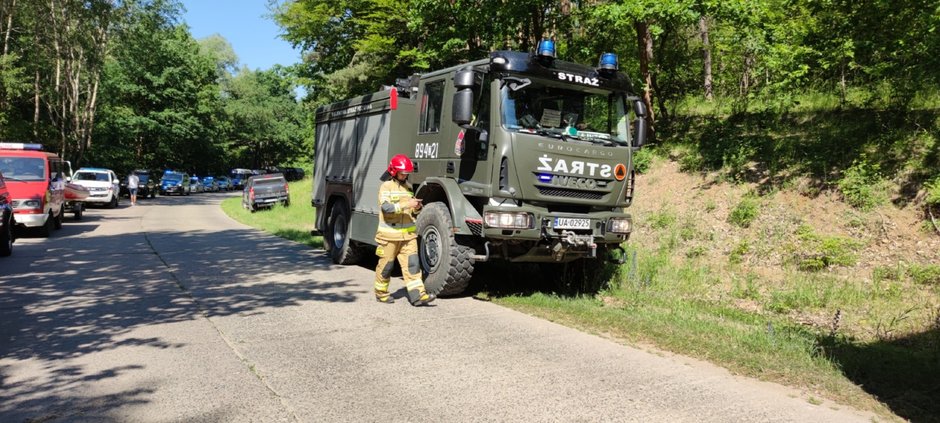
[220,177,323,250]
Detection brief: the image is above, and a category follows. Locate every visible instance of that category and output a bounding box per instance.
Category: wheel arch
[415,177,481,235]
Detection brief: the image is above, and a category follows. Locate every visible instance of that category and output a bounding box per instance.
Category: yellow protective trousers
[374,238,427,303]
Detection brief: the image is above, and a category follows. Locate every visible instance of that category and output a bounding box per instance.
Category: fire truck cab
[0,142,66,237]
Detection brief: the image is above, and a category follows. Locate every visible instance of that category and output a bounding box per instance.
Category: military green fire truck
[312,41,648,296]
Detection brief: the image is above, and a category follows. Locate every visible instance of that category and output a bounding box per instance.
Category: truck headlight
[607,217,632,234]
[484,211,532,229]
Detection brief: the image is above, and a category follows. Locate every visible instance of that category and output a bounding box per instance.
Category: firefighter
[374,154,435,306]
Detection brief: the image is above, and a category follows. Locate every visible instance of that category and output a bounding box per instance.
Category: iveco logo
[552,175,598,189]
[537,142,615,157]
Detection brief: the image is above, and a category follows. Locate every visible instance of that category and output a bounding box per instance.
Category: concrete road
[0,194,879,422]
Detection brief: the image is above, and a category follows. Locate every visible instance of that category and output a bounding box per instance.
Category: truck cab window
[420,80,445,133]
[473,76,492,132]
[500,80,630,145]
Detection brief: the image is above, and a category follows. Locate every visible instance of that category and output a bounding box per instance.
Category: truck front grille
[536,186,605,200]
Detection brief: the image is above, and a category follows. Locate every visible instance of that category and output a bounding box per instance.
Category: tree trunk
[2,0,15,55]
[635,20,655,126]
[699,15,713,101]
[33,69,39,137]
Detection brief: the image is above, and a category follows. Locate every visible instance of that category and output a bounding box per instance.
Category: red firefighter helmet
[388,154,414,176]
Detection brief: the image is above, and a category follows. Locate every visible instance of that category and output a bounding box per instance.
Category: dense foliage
[274,0,939,215]
[0,0,306,175]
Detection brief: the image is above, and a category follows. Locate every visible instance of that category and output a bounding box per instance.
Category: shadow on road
[0,224,357,419]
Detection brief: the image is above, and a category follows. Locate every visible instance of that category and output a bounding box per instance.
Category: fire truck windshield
[500,80,630,145]
[0,157,46,181]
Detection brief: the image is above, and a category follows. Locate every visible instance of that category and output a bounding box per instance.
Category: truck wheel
[108,194,118,208]
[326,199,361,265]
[0,214,13,256]
[73,203,83,220]
[417,202,474,296]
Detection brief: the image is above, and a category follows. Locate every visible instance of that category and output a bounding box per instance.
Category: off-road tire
[417,202,474,296]
[0,214,13,256]
[326,199,361,265]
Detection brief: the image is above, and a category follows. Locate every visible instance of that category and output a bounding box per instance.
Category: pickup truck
[242,173,290,212]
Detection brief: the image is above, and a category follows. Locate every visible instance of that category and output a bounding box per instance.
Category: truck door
[411,78,448,185]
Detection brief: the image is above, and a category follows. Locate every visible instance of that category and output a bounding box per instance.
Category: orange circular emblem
[613,163,627,181]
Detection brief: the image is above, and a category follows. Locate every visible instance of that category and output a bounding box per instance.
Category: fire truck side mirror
[632,100,648,148]
[453,90,473,126]
[452,68,476,126]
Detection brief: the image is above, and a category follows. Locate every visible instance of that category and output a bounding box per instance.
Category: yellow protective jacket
[376,179,419,241]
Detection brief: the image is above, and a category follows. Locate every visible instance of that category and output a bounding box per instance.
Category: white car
[71,167,120,208]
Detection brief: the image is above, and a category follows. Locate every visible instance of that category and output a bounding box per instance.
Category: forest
[0,0,307,175]
[1,0,939,209]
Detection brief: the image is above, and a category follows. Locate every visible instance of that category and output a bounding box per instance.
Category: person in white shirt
[127,172,139,206]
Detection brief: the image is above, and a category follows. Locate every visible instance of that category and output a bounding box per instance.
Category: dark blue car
[160,171,190,196]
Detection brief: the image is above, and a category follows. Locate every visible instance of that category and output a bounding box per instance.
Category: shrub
[648,209,677,229]
[873,264,904,282]
[908,264,940,286]
[791,226,860,271]
[925,176,940,207]
[723,144,757,182]
[729,240,750,264]
[633,148,655,174]
[836,161,889,210]
[729,195,760,228]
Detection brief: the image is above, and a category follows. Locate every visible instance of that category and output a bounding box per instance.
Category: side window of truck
[420,80,445,133]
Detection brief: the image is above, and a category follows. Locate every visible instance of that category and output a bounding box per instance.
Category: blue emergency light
[537,39,556,59]
[598,53,619,72]
[538,173,553,182]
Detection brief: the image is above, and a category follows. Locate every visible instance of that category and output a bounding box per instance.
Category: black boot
[411,293,435,306]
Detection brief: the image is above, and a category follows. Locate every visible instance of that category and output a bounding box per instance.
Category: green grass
[489,243,936,420]
[220,177,323,250]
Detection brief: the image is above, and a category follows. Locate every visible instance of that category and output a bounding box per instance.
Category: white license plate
[554,217,590,230]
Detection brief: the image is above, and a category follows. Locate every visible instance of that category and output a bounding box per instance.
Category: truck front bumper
[480,204,632,243]
[14,211,48,228]
[476,203,631,262]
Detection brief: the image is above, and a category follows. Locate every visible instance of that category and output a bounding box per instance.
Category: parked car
[281,167,306,181]
[188,176,204,194]
[160,171,190,195]
[201,176,218,192]
[71,168,121,208]
[230,168,253,190]
[215,176,232,191]
[0,142,66,237]
[120,169,159,199]
[242,173,289,212]
[0,171,16,256]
